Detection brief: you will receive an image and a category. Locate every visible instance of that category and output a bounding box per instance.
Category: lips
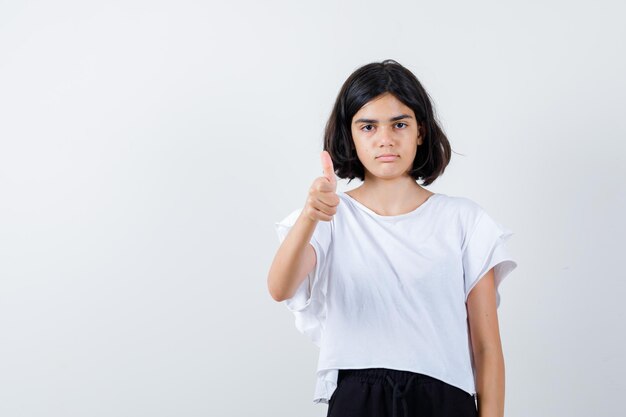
[376,154,399,158]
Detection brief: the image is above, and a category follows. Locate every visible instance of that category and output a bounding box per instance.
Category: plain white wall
[1,0,624,416]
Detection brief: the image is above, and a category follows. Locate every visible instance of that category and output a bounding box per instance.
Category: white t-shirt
[274,191,518,405]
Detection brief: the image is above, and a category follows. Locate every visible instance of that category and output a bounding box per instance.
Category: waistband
[337,368,441,417]
[338,367,441,386]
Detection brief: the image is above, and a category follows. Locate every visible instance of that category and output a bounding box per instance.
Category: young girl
[267,59,517,417]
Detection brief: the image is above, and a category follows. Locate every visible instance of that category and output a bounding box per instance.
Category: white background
[1,1,624,416]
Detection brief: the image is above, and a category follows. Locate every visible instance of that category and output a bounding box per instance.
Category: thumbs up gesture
[304,151,340,222]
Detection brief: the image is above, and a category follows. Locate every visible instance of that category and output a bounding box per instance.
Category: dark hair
[323,59,452,186]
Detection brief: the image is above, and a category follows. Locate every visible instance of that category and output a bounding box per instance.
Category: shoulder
[433,194,490,244]
[435,193,485,221]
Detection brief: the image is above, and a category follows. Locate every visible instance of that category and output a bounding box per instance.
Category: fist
[304,151,340,222]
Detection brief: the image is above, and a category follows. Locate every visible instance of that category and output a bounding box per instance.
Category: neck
[351,175,431,214]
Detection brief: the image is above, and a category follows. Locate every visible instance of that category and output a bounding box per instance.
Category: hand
[303,151,340,222]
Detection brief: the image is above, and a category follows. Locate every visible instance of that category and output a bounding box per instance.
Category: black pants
[326,368,478,417]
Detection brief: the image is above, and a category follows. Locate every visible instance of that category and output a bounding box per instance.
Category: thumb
[320,150,336,187]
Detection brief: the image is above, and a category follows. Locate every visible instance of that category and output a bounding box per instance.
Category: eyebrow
[353,114,413,124]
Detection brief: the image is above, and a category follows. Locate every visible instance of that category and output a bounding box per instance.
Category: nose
[377,125,396,146]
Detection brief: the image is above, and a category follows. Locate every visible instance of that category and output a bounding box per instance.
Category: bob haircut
[323,59,451,186]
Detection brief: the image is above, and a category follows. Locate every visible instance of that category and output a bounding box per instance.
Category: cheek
[352,131,365,144]
[351,135,367,151]
[406,128,419,139]
[404,131,420,147]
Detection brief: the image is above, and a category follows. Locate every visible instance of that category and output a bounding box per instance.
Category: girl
[268,59,517,417]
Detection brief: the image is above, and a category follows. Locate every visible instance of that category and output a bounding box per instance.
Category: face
[350,92,423,182]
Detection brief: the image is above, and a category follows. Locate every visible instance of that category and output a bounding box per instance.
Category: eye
[395,122,407,128]
[361,124,374,132]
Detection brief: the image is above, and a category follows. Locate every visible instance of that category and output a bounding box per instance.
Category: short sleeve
[274,207,333,347]
[462,209,518,308]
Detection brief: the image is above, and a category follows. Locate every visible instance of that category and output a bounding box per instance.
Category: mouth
[376,154,399,161]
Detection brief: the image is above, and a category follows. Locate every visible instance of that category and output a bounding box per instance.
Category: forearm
[268,211,318,301]
[474,347,505,417]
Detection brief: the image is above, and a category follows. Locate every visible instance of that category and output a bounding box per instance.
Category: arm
[466,267,505,417]
[267,211,318,302]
